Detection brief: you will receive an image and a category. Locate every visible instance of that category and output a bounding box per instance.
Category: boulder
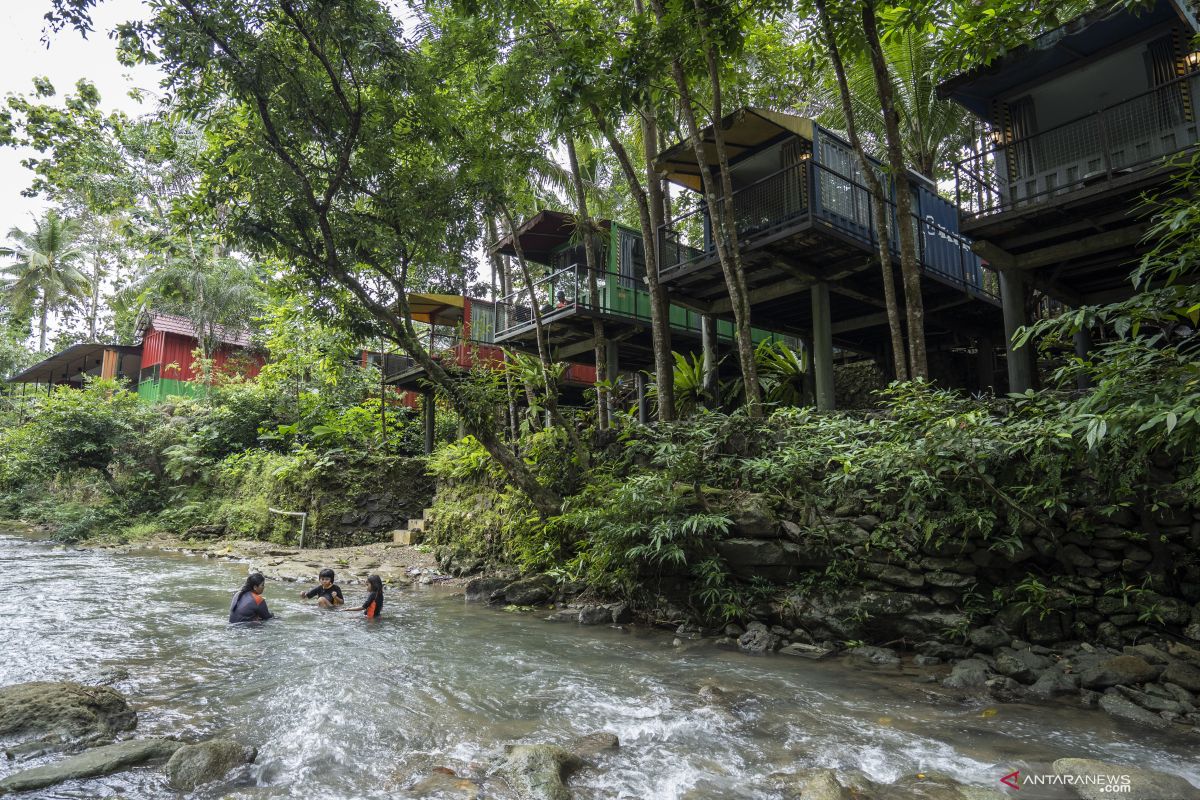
[993,649,1052,684]
[925,571,975,589]
[464,577,510,604]
[737,625,780,655]
[860,563,924,590]
[502,576,555,606]
[1052,758,1200,800]
[0,738,181,794]
[1161,661,1200,693]
[967,626,1011,653]
[406,769,480,799]
[1029,667,1080,698]
[0,682,136,754]
[1079,656,1158,690]
[1098,693,1171,731]
[779,643,833,660]
[165,739,257,791]
[888,771,1009,799]
[985,676,1025,702]
[497,744,582,800]
[846,646,901,668]
[577,606,612,626]
[944,659,991,690]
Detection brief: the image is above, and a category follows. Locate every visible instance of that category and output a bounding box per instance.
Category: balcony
[954,71,1200,220]
[658,150,995,300]
[496,264,798,350]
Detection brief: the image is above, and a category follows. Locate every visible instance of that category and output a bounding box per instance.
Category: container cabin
[493,210,798,385]
[135,313,264,402]
[940,0,1200,390]
[5,343,142,392]
[381,292,597,452]
[653,108,1003,405]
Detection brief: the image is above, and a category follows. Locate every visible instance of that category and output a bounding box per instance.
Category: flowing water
[1,527,1197,799]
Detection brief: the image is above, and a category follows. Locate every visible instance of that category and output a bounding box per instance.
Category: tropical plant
[0,211,90,351]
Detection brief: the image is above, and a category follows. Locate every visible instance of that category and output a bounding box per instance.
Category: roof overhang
[407,293,467,326]
[492,209,611,265]
[7,343,141,383]
[938,0,1192,118]
[654,108,815,192]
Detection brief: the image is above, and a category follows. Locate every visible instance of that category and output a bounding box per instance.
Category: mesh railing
[956,71,1200,218]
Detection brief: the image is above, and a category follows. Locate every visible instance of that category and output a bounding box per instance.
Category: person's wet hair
[366,575,383,593]
[319,568,335,581]
[231,572,266,612]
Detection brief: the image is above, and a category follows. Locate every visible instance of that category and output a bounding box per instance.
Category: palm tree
[814,26,973,181]
[0,211,90,352]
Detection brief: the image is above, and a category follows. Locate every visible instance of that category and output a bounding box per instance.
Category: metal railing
[955,70,1200,219]
[659,158,995,299]
[495,263,802,347]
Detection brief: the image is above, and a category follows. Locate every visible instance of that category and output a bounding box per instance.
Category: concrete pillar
[811,283,835,411]
[976,336,995,393]
[635,372,648,424]
[605,340,620,421]
[701,314,719,399]
[1073,327,1093,392]
[423,390,436,455]
[999,270,1034,394]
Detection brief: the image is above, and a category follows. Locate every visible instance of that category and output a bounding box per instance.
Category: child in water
[229,573,273,623]
[341,575,384,618]
[299,568,344,608]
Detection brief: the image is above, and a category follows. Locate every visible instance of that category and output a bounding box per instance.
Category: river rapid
[1,527,1197,799]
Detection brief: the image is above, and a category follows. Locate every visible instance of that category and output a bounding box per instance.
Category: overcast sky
[0,0,160,233]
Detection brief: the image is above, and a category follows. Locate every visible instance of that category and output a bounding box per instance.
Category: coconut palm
[0,211,90,352]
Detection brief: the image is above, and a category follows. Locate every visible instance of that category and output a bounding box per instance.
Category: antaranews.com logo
[1001,769,1133,793]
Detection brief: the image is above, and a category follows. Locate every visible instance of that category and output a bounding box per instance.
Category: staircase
[391,508,436,546]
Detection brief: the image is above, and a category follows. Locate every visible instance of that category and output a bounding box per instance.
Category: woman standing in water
[229,573,274,623]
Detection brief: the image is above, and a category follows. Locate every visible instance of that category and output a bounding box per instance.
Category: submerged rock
[566,731,619,758]
[406,768,480,799]
[0,737,181,794]
[165,738,257,791]
[1098,693,1171,731]
[0,681,136,755]
[1053,758,1200,800]
[846,646,901,668]
[497,744,582,800]
[795,768,851,800]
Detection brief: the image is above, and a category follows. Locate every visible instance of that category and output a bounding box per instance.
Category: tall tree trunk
[652,0,763,417]
[637,101,676,422]
[89,227,102,341]
[38,293,48,353]
[501,206,590,470]
[565,137,609,430]
[815,0,908,381]
[587,101,676,421]
[861,0,928,379]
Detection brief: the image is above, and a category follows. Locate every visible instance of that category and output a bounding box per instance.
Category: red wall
[142,329,263,381]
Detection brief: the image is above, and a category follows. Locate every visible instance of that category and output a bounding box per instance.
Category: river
[1,528,1197,799]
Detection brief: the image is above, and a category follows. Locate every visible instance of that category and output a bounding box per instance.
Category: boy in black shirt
[300,568,344,608]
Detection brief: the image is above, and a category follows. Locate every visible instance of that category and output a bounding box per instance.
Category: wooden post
[423,390,436,455]
[635,372,648,424]
[811,283,835,411]
[701,314,719,399]
[1073,327,1093,392]
[999,270,1033,393]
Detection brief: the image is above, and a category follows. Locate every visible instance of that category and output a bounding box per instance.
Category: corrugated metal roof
[141,312,253,348]
[6,343,141,383]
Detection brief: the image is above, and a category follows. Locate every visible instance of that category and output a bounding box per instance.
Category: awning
[7,344,142,384]
[654,108,815,191]
[407,293,466,325]
[491,210,611,265]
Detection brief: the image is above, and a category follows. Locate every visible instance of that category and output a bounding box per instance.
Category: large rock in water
[1053,758,1200,800]
[502,576,555,606]
[1098,693,1170,731]
[497,744,582,800]
[0,682,136,754]
[0,738,181,794]
[165,738,257,791]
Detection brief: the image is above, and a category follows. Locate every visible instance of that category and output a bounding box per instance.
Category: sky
[0,0,161,233]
